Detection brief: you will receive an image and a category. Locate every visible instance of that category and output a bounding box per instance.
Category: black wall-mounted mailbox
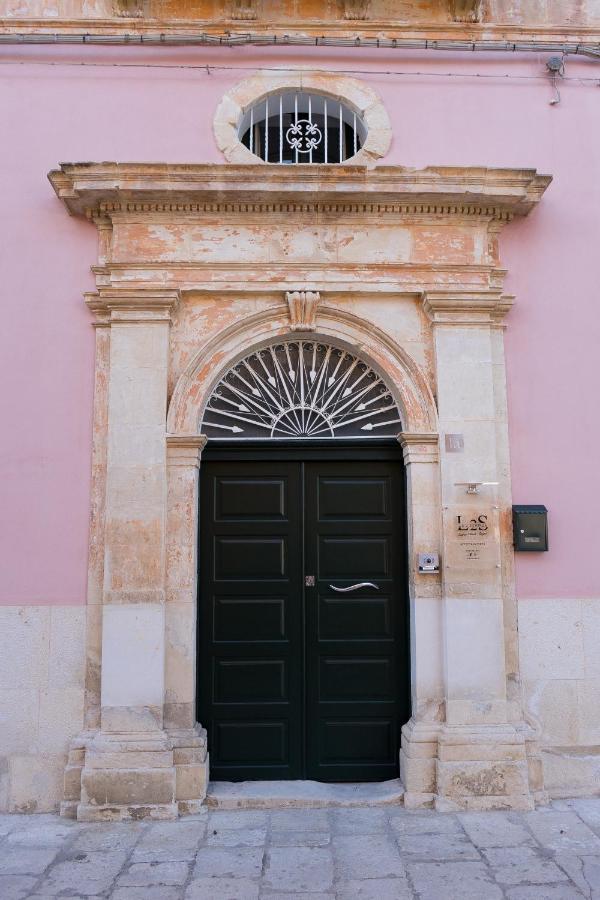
[512,505,548,551]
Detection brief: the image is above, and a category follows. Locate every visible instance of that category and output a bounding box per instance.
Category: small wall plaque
[445,433,464,453]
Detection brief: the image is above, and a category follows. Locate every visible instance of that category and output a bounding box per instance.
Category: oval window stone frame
[213,71,392,168]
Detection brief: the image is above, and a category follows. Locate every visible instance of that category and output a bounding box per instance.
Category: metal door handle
[329,582,379,592]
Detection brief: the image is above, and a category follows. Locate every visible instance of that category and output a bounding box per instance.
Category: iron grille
[239,92,367,164]
[201,341,402,439]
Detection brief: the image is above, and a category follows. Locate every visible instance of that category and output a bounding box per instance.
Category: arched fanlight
[238,92,367,164]
[201,341,402,439]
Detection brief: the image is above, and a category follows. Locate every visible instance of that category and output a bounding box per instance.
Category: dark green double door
[198,451,409,782]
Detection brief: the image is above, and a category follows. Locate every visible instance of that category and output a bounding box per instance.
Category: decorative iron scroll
[201,341,402,439]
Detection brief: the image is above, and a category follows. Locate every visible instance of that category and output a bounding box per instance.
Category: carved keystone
[286,291,321,331]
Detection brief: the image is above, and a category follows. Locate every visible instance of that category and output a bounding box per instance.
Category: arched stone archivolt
[167,305,437,438]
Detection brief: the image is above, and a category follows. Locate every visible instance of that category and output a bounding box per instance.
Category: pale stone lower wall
[0,606,85,813]
[518,597,600,797]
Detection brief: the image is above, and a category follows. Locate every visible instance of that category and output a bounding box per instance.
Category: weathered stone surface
[332,834,405,879]
[395,831,480,860]
[207,810,268,830]
[483,846,570,885]
[5,816,76,847]
[504,886,587,899]
[206,826,267,846]
[270,830,331,847]
[81,766,175,807]
[112,889,182,900]
[337,879,414,900]
[193,846,264,878]
[1,804,600,897]
[35,850,128,895]
[270,808,330,831]
[408,860,505,900]
[70,822,143,852]
[525,810,600,853]
[136,818,206,850]
[0,846,60,876]
[0,875,38,900]
[263,847,334,893]
[185,878,260,899]
[330,807,387,834]
[116,860,190,886]
[458,810,535,847]
[390,811,461,835]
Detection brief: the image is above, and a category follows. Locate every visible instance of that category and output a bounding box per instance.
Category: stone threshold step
[206,778,405,809]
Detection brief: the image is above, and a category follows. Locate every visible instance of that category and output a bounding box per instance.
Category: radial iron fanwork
[201,341,403,439]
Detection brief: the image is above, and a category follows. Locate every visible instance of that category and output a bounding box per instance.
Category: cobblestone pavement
[1,799,600,899]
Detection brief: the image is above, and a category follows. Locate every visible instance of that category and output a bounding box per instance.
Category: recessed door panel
[317,477,390,519]
[214,721,288,765]
[213,595,286,642]
[319,657,393,701]
[318,595,392,640]
[215,537,286,579]
[319,719,395,765]
[216,478,286,520]
[214,659,287,703]
[318,537,390,579]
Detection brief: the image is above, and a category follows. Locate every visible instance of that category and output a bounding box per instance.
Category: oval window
[238,92,367,164]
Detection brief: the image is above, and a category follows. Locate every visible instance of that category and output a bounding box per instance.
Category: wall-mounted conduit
[0,31,599,59]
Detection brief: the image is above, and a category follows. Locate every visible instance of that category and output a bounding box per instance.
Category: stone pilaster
[74,289,185,821]
[397,433,444,808]
[423,291,533,810]
[165,435,209,814]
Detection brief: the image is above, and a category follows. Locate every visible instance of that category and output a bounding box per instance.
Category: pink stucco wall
[1,45,598,605]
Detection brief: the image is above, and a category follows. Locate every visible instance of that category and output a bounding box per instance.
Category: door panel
[199,462,303,780]
[305,461,406,782]
[317,476,390,519]
[199,455,408,782]
[318,536,390,579]
[216,478,287,519]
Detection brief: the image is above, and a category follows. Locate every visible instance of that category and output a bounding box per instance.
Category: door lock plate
[305,575,315,587]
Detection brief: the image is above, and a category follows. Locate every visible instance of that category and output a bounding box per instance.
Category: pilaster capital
[397,432,439,465]
[85,289,180,325]
[166,434,208,468]
[422,291,514,326]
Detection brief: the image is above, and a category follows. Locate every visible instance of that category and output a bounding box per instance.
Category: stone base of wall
[541,748,600,798]
[2,598,600,813]
[518,597,600,800]
[0,605,85,813]
[60,726,208,821]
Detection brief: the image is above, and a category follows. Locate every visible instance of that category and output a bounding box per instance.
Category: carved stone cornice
[85,288,180,324]
[397,432,440,465]
[422,291,514,325]
[48,164,551,222]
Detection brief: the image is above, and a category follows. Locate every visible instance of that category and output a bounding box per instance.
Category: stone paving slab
[0,799,599,898]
